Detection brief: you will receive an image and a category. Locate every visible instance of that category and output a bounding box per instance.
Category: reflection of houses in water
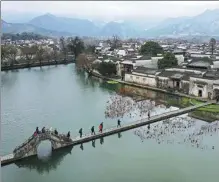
[15,146,73,174]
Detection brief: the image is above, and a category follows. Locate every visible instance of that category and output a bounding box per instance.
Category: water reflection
[100,137,104,145]
[80,144,84,151]
[15,146,73,174]
[118,133,122,139]
[92,140,95,148]
[133,108,219,150]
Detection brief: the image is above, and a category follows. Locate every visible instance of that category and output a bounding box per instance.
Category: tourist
[99,122,103,133]
[42,127,46,133]
[36,127,40,134]
[33,131,37,137]
[91,126,95,135]
[148,111,150,119]
[54,129,58,135]
[67,131,70,138]
[117,119,121,127]
[79,128,83,138]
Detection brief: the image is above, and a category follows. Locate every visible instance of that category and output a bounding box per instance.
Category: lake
[1,64,219,182]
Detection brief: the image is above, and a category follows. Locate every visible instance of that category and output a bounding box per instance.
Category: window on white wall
[136,77,139,79]
[143,78,146,81]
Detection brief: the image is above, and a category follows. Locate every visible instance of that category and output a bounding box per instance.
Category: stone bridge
[13,130,73,158]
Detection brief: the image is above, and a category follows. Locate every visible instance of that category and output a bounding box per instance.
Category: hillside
[2,9,219,38]
[1,19,72,37]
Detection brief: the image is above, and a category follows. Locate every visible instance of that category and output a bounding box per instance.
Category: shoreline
[91,72,211,103]
[1,60,73,71]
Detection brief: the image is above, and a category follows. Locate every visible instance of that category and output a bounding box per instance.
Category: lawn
[181,97,219,113]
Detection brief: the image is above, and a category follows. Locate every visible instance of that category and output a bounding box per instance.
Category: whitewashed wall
[124,73,157,87]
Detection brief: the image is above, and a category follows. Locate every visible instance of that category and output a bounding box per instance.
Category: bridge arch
[13,130,73,158]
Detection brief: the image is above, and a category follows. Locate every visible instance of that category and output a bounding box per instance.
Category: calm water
[1,64,219,182]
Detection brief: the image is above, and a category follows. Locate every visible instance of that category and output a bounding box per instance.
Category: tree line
[1,36,96,68]
[2,32,50,41]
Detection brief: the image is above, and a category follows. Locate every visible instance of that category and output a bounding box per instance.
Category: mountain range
[2,9,219,38]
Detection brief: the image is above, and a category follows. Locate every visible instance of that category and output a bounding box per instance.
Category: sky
[2,1,219,22]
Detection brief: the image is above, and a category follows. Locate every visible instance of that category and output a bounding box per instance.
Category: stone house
[189,70,219,99]
[124,67,158,87]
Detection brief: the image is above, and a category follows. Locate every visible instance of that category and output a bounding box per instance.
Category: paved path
[1,101,215,166]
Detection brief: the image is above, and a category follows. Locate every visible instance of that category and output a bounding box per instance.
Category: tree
[35,46,46,66]
[50,45,59,64]
[59,37,68,61]
[67,36,85,59]
[85,45,95,54]
[1,45,10,66]
[140,41,163,56]
[75,53,96,75]
[105,94,155,119]
[108,35,122,51]
[97,62,117,76]
[158,52,178,69]
[21,45,38,66]
[7,45,18,66]
[209,38,216,55]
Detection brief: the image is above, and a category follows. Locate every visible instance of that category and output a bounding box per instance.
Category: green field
[182,97,219,113]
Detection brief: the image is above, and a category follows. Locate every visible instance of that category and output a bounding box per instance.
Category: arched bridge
[13,131,73,159]
[1,100,216,166]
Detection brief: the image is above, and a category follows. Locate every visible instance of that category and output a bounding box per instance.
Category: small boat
[107,80,119,84]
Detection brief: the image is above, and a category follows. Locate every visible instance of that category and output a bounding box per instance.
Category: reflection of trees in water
[134,116,219,150]
[1,71,19,88]
[15,146,73,174]
[105,94,156,119]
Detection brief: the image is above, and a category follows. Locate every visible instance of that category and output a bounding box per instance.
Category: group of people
[33,119,123,141]
[78,120,122,138]
[33,127,71,139]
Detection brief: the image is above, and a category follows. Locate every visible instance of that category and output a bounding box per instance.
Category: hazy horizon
[2,1,219,23]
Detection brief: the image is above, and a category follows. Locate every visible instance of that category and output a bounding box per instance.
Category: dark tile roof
[133,66,158,75]
[203,70,219,80]
[157,70,202,81]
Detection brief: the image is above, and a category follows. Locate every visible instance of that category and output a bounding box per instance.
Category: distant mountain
[144,9,219,37]
[29,13,99,36]
[2,9,219,39]
[99,21,141,38]
[1,19,72,37]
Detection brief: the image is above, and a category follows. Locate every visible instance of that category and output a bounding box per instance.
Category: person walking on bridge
[67,131,70,138]
[117,119,121,127]
[42,127,46,133]
[36,127,40,134]
[79,128,83,138]
[148,111,151,119]
[99,122,103,133]
[91,126,95,135]
[54,129,58,135]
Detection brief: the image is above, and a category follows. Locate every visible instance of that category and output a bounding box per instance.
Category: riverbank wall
[91,72,210,103]
[1,60,73,71]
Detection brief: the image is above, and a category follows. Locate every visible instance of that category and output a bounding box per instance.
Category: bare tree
[7,45,18,66]
[21,45,38,66]
[1,45,10,65]
[50,46,59,64]
[105,94,155,119]
[35,45,46,66]
[75,53,96,75]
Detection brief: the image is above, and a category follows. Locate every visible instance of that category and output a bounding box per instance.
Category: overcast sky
[2,1,219,22]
